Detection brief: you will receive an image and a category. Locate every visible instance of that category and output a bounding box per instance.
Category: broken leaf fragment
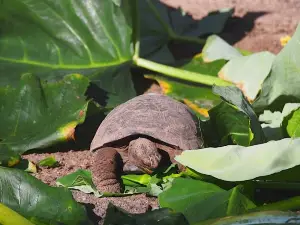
[38,156,59,168]
[56,169,101,197]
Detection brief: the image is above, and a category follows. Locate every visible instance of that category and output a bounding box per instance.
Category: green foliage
[139,1,233,64]
[212,85,266,144]
[2,0,300,223]
[0,167,92,225]
[208,102,253,146]
[38,156,59,168]
[175,138,300,182]
[0,74,89,154]
[253,24,300,112]
[202,35,242,62]
[159,178,256,224]
[56,169,102,197]
[219,51,275,102]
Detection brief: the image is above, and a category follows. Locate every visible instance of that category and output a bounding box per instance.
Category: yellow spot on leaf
[280,35,291,46]
[183,99,209,118]
[59,122,77,141]
[7,158,20,167]
[73,73,83,79]
[157,80,172,94]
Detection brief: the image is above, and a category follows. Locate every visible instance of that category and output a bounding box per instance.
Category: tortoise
[90,93,204,193]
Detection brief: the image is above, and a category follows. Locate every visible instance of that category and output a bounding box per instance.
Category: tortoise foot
[91,147,123,193]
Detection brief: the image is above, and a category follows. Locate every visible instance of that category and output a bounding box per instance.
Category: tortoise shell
[90,93,202,151]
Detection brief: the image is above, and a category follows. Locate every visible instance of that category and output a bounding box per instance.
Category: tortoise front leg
[91,147,123,193]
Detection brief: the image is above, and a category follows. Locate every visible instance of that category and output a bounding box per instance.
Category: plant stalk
[134,57,232,87]
[132,0,140,60]
[171,34,206,45]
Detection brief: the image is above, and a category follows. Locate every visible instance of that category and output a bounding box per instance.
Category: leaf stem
[133,0,140,60]
[134,57,232,87]
[172,34,206,45]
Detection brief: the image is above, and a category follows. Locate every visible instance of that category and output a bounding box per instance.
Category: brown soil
[23,1,300,224]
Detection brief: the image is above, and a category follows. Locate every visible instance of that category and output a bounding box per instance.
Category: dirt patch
[23,1,300,224]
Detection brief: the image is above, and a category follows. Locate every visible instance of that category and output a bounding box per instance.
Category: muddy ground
[23,1,300,224]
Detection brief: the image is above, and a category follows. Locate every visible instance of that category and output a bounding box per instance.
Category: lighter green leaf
[202,35,242,62]
[219,51,275,101]
[175,138,300,182]
[253,24,300,111]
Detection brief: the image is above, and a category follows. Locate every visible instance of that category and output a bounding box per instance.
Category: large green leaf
[0,73,89,154]
[253,24,300,112]
[0,167,92,225]
[0,0,136,107]
[139,1,233,64]
[103,202,189,225]
[212,86,266,144]
[208,102,253,146]
[175,137,300,182]
[219,51,275,102]
[158,178,256,224]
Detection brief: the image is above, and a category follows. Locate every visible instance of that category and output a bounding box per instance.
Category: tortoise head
[128,137,162,174]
